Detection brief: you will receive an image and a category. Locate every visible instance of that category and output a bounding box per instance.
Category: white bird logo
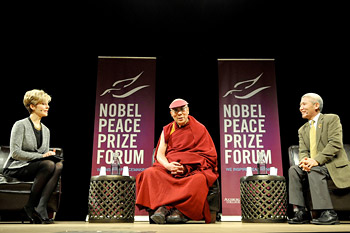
[100,71,150,98]
[223,72,270,99]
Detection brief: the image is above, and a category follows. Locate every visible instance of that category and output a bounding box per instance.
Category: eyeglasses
[171,106,188,114]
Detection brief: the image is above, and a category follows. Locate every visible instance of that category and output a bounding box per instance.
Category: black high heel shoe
[35,210,54,224]
[38,216,54,224]
[23,206,42,224]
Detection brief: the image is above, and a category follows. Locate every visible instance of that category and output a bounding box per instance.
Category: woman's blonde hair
[23,89,51,114]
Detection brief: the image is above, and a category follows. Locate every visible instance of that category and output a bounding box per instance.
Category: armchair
[288,144,350,219]
[0,146,62,221]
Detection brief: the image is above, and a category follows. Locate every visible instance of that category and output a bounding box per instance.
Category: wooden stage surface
[0,221,349,233]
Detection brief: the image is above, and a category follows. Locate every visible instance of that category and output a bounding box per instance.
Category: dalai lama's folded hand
[167,161,187,175]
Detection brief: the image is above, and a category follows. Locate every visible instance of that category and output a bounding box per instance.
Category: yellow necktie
[310,120,317,158]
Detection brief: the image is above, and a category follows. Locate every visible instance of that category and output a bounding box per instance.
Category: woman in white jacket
[3,89,63,224]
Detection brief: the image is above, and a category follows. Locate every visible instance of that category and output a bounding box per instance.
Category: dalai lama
[136,98,219,224]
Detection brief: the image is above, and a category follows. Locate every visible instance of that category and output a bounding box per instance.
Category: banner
[91,57,156,177]
[218,59,283,220]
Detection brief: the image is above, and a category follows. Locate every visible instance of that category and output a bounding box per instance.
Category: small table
[240,175,287,223]
[88,175,136,223]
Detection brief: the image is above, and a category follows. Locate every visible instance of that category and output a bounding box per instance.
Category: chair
[0,146,62,221]
[288,144,350,219]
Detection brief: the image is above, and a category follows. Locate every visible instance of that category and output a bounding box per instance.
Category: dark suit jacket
[298,113,350,188]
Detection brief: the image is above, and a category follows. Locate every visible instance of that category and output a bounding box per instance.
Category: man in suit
[288,93,350,225]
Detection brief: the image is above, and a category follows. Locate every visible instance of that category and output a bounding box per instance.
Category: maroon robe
[136,116,219,223]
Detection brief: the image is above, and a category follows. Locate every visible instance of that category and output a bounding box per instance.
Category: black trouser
[4,160,63,218]
[288,165,333,210]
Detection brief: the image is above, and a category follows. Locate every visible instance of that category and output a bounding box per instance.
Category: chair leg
[48,211,56,220]
[210,211,217,223]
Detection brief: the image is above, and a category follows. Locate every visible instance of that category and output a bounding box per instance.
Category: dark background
[1,1,348,220]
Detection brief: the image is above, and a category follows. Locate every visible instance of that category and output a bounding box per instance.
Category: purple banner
[218,59,283,220]
[91,57,156,177]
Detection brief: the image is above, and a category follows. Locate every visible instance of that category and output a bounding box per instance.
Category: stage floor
[0,221,349,233]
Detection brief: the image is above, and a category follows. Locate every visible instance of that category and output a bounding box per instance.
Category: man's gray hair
[302,93,323,112]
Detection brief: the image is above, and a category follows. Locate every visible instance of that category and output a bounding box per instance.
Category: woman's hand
[43,149,56,158]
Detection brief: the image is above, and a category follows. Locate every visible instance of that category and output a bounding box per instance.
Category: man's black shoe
[166,209,188,224]
[150,206,170,224]
[287,210,311,224]
[311,210,340,225]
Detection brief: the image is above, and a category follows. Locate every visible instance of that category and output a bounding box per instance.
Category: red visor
[169,99,189,109]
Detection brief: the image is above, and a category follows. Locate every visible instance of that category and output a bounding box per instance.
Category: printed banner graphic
[91,57,156,177]
[218,59,283,218]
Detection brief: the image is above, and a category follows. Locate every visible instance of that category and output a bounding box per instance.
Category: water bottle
[257,151,266,174]
[111,153,120,175]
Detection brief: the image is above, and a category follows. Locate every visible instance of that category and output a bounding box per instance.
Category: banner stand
[218,59,283,220]
[91,56,157,217]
